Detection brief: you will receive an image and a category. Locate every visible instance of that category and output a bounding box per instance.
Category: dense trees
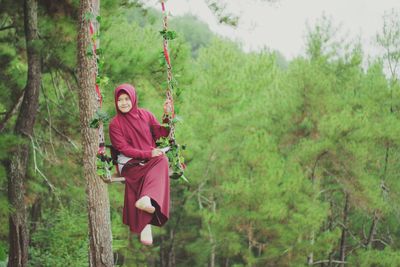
[1,1,400,266]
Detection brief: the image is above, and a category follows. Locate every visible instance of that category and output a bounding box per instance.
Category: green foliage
[159,29,177,40]
[29,207,88,267]
[348,248,400,266]
[376,8,400,79]
[0,37,27,129]
[206,0,239,26]
[170,15,214,57]
[157,136,187,181]
[89,109,110,128]
[96,154,114,178]
[2,2,400,266]
[0,134,26,160]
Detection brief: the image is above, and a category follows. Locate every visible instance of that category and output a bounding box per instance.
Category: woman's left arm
[148,112,170,141]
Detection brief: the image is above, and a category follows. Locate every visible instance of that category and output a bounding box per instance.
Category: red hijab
[112,84,155,153]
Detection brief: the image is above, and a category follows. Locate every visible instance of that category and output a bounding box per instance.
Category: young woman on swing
[109,83,170,246]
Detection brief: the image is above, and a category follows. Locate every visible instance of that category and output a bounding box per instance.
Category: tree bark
[7,1,41,266]
[77,0,113,266]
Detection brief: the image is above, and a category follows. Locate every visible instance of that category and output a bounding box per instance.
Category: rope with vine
[158,0,187,181]
[86,7,113,182]
[86,1,187,182]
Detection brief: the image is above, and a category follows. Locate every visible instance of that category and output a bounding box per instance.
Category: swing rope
[160,1,186,180]
[88,4,105,156]
[88,3,112,181]
[161,0,176,142]
[89,1,185,182]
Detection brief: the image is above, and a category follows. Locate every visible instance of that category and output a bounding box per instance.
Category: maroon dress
[109,84,170,233]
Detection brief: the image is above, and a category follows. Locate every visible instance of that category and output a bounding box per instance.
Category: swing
[91,1,185,183]
[99,145,179,184]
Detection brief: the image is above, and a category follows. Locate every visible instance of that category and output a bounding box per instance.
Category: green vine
[156,136,187,182]
[86,12,110,129]
[85,12,114,178]
[96,154,113,178]
[89,109,110,129]
[86,9,187,182]
[158,20,188,182]
[159,29,177,40]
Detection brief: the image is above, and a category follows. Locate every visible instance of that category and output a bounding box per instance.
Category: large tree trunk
[77,0,113,266]
[7,1,41,266]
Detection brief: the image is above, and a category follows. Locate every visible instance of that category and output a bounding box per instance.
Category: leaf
[95,48,103,56]
[89,109,110,128]
[96,169,105,176]
[84,12,95,21]
[86,46,93,57]
[89,118,100,129]
[95,75,110,87]
[159,51,167,67]
[171,116,182,124]
[180,175,189,183]
[160,30,177,40]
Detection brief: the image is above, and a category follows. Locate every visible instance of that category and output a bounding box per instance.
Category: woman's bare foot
[135,196,155,214]
[140,224,153,245]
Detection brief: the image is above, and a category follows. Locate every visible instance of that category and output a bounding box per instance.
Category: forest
[1,0,400,266]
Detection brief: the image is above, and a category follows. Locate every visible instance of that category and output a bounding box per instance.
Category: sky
[146,0,400,60]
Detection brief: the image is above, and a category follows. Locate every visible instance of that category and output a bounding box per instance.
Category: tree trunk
[339,194,349,267]
[77,0,113,266]
[366,212,378,249]
[209,199,216,267]
[7,1,41,266]
[168,229,176,267]
[29,198,42,236]
[308,152,327,266]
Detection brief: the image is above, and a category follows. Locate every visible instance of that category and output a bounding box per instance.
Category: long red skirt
[121,155,170,233]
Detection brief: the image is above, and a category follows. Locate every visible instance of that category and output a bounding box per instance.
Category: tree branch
[29,134,56,192]
[0,25,14,31]
[372,238,390,247]
[313,260,348,265]
[366,212,379,248]
[44,118,78,150]
[336,221,365,248]
[0,89,25,132]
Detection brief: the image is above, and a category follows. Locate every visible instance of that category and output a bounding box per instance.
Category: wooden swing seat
[101,145,182,183]
[104,173,125,183]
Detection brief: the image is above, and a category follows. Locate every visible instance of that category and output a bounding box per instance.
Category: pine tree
[7,0,42,265]
[77,0,113,265]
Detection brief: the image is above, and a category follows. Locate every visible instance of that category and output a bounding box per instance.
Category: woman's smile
[117,93,133,113]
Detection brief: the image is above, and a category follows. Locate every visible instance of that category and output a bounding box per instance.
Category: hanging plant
[157,4,188,182]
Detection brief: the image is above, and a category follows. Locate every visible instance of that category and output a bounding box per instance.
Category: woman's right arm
[109,121,153,160]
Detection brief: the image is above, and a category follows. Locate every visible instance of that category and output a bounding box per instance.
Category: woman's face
[117,93,132,113]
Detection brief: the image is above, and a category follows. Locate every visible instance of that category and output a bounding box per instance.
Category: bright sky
[146,0,400,60]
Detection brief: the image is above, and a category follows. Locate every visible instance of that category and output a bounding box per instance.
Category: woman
[109,83,170,245]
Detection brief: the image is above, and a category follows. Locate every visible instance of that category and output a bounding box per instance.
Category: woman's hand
[163,99,173,114]
[151,148,164,157]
